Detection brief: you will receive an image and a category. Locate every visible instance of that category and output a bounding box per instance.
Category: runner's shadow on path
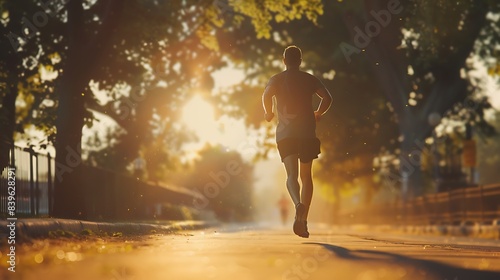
[305,242,500,280]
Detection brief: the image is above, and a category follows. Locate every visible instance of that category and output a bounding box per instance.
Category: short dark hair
[283,45,302,67]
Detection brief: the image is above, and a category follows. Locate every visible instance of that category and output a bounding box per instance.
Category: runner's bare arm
[314,87,333,121]
[262,85,275,122]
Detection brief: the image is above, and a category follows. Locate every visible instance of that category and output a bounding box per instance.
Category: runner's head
[283,45,302,69]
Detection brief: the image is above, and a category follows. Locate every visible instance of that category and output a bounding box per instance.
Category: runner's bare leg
[283,154,300,207]
[299,160,313,220]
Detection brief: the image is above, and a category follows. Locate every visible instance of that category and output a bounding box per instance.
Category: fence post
[48,153,53,216]
[479,185,484,223]
[35,154,39,216]
[462,188,466,222]
[25,146,35,216]
[9,140,15,167]
[447,191,452,224]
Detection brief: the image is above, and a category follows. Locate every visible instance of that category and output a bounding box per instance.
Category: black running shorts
[277,137,321,163]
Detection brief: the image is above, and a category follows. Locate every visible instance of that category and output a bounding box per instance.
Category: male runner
[262,45,332,238]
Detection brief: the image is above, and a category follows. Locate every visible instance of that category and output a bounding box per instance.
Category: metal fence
[0,146,53,217]
[341,184,500,225]
[0,144,201,220]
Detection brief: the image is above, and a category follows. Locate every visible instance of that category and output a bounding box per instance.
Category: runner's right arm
[314,87,333,122]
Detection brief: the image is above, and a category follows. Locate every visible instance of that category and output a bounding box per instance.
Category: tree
[0,0,220,218]
[1,0,324,219]
[52,0,235,218]
[340,0,499,199]
[51,0,127,218]
[477,111,500,184]
[211,0,499,202]
[210,1,399,208]
[181,144,254,221]
[0,0,57,170]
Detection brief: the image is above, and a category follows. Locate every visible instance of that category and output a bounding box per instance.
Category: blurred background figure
[277,193,290,226]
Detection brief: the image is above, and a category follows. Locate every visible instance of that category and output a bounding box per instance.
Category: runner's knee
[300,174,312,185]
[299,167,312,180]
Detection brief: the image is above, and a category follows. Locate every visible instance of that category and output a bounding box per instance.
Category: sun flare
[180,94,252,161]
[181,95,218,138]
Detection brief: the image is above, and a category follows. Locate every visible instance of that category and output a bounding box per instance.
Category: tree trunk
[0,3,23,171]
[53,77,87,218]
[0,83,17,171]
[52,0,124,219]
[399,128,425,200]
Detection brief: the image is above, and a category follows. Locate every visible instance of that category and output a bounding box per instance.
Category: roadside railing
[0,144,201,220]
[341,184,500,226]
[0,146,53,217]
